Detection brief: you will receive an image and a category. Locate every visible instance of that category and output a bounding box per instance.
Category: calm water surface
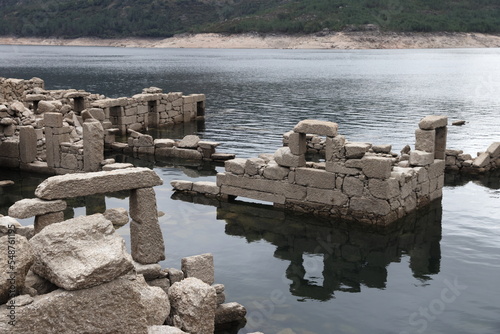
[1,45,499,334]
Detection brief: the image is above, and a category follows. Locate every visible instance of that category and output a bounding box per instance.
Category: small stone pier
[172,116,449,225]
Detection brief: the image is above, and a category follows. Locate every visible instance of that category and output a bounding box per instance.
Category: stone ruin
[0,167,249,333]
[111,132,235,163]
[0,77,236,175]
[172,116,450,225]
[445,142,500,173]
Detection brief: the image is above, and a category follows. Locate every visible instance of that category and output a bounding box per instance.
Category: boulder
[0,235,34,305]
[37,100,56,114]
[177,135,200,148]
[103,207,129,226]
[344,142,371,159]
[225,158,247,175]
[181,253,214,285]
[245,158,265,176]
[262,162,289,180]
[0,274,168,334]
[168,268,184,285]
[0,216,21,237]
[29,214,134,290]
[372,144,392,154]
[134,262,163,280]
[215,302,247,325]
[168,277,217,334]
[170,180,193,191]
[8,198,66,219]
[274,147,305,168]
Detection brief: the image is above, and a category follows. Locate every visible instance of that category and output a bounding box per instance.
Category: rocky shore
[2,31,500,49]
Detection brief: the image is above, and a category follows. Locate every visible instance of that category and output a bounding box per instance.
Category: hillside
[0,0,499,38]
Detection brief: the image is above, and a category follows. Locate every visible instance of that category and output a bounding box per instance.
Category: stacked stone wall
[445,142,500,173]
[0,77,44,102]
[172,116,449,225]
[0,77,207,174]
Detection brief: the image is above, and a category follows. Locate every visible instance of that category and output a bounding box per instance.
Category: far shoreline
[1,31,500,50]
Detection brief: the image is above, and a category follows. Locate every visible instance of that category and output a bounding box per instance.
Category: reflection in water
[445,169,500,190]
[173,192,443,302]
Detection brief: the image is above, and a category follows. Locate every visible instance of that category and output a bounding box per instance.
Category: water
[1,45,500,334]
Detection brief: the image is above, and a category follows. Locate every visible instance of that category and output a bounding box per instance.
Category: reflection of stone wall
[172,193,442,301]
[172,117,448,225]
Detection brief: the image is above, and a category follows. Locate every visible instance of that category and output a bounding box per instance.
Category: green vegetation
[1,0,499,38]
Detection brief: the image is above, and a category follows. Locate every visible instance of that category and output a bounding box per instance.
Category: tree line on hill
[0,0,499,38]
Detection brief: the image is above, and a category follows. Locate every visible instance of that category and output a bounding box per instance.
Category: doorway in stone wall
[196,101,205,118]
[148,100,158,127]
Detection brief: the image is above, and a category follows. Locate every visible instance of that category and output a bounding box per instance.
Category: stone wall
[93,89,205,134]
[172,116,449,226]
[445,142,500,173]
[0,77,207,174]
[110,131,235,163]
[0,77,45,102]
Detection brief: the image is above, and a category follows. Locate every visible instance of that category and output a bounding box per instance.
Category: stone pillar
[44,112,64,168]
[418,115,447,160]
[129,187,165,264]
[434,127,447,160]
[83,119,104,172]
[19,126,37,164]
[289,132,307,155]
[415,129,435,153]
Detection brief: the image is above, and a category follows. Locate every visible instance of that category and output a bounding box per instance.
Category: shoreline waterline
[1,31,500,50]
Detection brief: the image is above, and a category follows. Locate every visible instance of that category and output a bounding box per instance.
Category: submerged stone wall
[0,77,45,102]
[172,116,449,225]
[0,77,207,174]
[92,89,205,134]
[445,142,500,173]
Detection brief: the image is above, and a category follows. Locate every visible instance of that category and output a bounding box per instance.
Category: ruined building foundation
[172,116,449,225]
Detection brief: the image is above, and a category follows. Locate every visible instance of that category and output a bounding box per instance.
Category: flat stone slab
[35,167,163,200]
[8,198,67,219]
[294,119,338,137]
[212,153,236,161]
[419,115,448,130]
[181,253,215,285]
[487,142,500,158]
[0,180,14,187]
[102,163,134,171]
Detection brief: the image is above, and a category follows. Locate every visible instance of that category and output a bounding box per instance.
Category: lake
[1,45,499,334]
